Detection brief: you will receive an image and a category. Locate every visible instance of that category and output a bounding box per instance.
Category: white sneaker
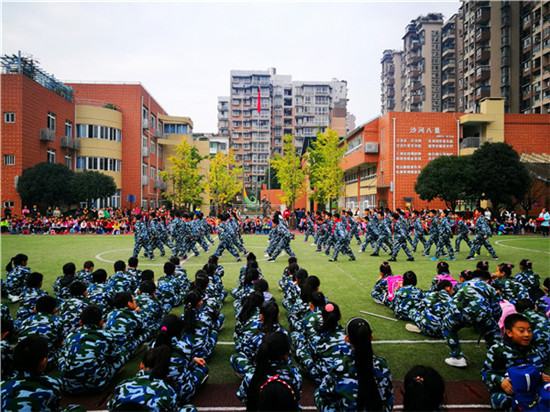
[445,356,467,368]
[7,294,20,302]
[373,298,383,305]
[405,324,421,333]
[264,254,270,257]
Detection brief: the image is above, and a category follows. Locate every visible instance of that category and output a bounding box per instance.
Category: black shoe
[349,257,356,261]
[236,257,242,262]
[466,256,475,260]
[329,258,337,262]
[267,257,276,262]
[388,257,397,262]
[407,257,414,261]
[370,252,379,256]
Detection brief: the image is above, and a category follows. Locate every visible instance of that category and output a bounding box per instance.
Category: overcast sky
[2,1,460,133]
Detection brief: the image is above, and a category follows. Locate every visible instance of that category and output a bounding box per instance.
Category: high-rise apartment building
[401,14,444,112]
[380,50,403,114]
[441,14,460,112]
[219,68,347,187]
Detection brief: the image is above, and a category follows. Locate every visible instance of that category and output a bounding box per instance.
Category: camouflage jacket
[514,269,541,291]
[16,287,48,322]
[390,285,425,320]
[1,372,61,412]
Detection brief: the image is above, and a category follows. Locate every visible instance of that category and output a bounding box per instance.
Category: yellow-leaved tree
[271,134,306,210]
[206,149,243,214]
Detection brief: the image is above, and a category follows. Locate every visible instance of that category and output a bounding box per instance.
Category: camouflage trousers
[332,238,355,260]
[133,238,152,258]
[454,233,472,252]
[411,233,427,252]
[434,236,455,259]
[391,237,414,259]
[373,234,392,254]
[213,239,240,258]
[468,235,497,258]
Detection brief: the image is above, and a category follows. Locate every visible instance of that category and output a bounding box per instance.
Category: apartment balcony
[475,86,491,100]
[387,77,395,86]
[410,39,421,51]
[523,39,533,53]
[442,58,456,71]
[442,72,455,85]
[411,95,422,104]
[60,136,80,150]
[442,45,455,58]
[408,68,421,78]
[460,136,482,149]
[475,66,491,82]
[411,81,422,91]
[406,54,421,65]
[475,47,491,64]
[40,128,55,142]
[475,27,490,42]
[475,7,490,24]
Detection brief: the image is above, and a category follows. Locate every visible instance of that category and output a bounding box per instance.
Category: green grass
[2,233,549,385]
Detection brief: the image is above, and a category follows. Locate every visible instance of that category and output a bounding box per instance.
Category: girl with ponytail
[233,268,261,313]
[287,275,320,331]
[153,314,208,403]
[371,262,393,306]
[237,331,302,410]
[234,292,264,350]
[491,263,529,305]
[182,290,218,360]
[282,268,308,312]
[314,317,394,411]
[108,346,178,411]
[515,259,540,292]
[2,253,30,300]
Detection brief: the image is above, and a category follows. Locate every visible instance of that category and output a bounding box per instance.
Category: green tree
[206,149,243,214]
[70,171,117,206]
[470,142,531,211]
[262,164,281,190]
[271,134,306,210]
[306,128,346,211]
[159,140,205,208]
[17,162,74,208]
[414,155,475,210]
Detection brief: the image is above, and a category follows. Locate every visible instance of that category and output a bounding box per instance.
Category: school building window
[150,166,156,179]
[65,121,73,137]
[3,155,15,165]
[3,201,14,208]
[76,156,121,172]
[3,112,15,123]
[47,149,56,164]
[76,124,121,142]
[65,154,72,169]
[47,112,56,131]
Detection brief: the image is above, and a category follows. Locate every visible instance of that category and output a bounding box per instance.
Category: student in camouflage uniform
[454,213,472,252]
[108,260,133,295]
[2,253,30,300]
[267,218,295,262]
[1,336,61,412]
[329,213,356,262]
[314,317,394,412]
[74,260,94,288]
[104,291,143,362]
[230,212,248,255]
[183,214,201,257]
[514,259,541,293]
[157,262,184,309]
[303,211,315,243]
[390,271,424,321]
[314,215,329,252]
[1,317,15,379]
[194,213,210,252]
[481,314,549,410]
[15,272,48,323]
[410,211,427,253]
[59,305,124,394]
[135,280,164,340]
[107,346,178,411]
[86,269,114,316]
[346,211,362,245]
[170,211,186,258]
[371,211,392,257]
[430,210,455,261]
[442,269,502,368]
[423,210,440,257]
[371,262,394,305]
[57,281,89,337]
[133,215,153,260]
[491,263,530,305]
[53,262,77,300]
[237,331,302,409]
[213,214,242,261]
[18,296,62,369]
[466,207,498,260]
[126,256,143,292]
[149,216,167,258]
[407,280,453,338]
[389,213,414,262]
[182,290,218,360]
[515,298,550,364]
[201,213,216,245]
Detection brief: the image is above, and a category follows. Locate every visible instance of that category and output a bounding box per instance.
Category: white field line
[494,238,550,255]
[332,262,369,289]
[216,339,480,345]
[197,405,491,411]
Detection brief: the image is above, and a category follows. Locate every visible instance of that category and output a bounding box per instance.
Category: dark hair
[83,260,94,270]
[473,269,491,282]
[142,346,171,380]
[6,253,28,272]
[295,269,308,288]
[476,261,489,271]
[403,365,445,411]
[346,317,383,410]
[92,269,108,283]
[254,279,269,294]
[380,262,392,277]
[203,263,217,277]
[310,291,326,308]
[260,301,280,334]
[246,332,292,411]
[543,277,550,290]
[36,295,56,314]
[287,263,299,277]
[14,336,49,374]
[128,257,138,268]
[80,305,102,326]
[155,314,184,349]
[27,272,43,288]
[113,292,133,309]
[163,262,175,276]
[191,271,209,292]
[208,255,218,265]
[498,263,514,277]
[169,256,180,266]
[182,290,201,334]
[436,280,453,291]
[288,256,298,265]
[238,291,264,324]
[247,252,257,262]
[141,269,154,282]
[69,281,86,297]
[460,269,474,281]
[63,262,76,276]
[515,298,535,313]
[300,275,320,302]
[243,268,259,288]
[114,260,126,272]
[320,301,341,333]
[403,271,417,287]
[257,378,298,411]
[519,259,533,270]
[436,262,449,275]
[504,313,530,331]
[139,280,156,294]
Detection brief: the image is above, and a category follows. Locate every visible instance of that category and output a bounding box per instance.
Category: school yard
[2,233,549,410]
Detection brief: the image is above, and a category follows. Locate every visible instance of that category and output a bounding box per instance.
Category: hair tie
[507,264,511,268]
[415,376,424,383]
[161,326,167,331]
[325,303,335,312]
[259,375,296,401]
[526,261,531,265]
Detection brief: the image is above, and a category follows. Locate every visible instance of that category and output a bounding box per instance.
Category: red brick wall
[1,74,75,214]
[504,114,550,155]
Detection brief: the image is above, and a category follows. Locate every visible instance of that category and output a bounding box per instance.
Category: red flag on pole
[257,86,261,114]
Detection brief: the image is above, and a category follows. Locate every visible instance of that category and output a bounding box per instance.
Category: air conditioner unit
[364,142,379,153]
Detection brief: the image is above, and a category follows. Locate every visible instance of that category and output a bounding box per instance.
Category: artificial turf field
[1,233,549,408]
